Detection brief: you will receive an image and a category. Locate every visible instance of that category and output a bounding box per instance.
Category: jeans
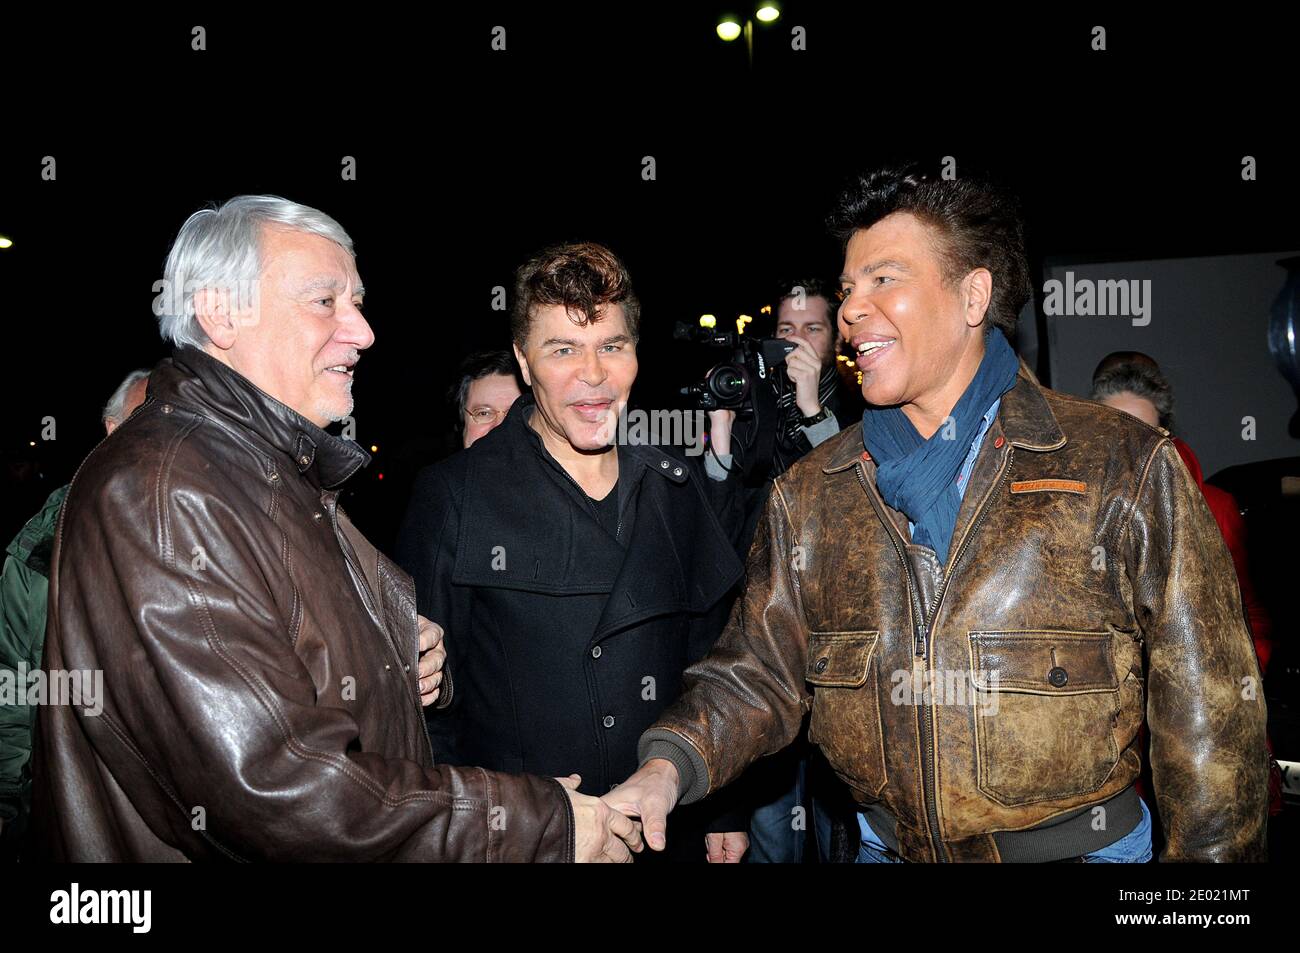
[747,751,835,862]
[856,796,1153,863]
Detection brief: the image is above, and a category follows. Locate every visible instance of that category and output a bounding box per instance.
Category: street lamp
[716,3,781,68]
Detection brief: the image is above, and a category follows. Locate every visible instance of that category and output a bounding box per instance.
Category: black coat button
[591,646,602,659]
[602,715,615,728]
[1048,666,1068,687]
[815,657,829,673]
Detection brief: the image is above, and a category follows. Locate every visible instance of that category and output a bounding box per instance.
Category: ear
[512,342,532,387]
[193,287,240,351]
[962,268,993,330]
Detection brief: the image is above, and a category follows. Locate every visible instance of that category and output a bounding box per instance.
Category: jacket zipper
[554,462,622,540]
[855,463,944,861]
[854,447,1015,863]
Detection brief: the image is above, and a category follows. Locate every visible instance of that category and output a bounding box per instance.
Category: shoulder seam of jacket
[154,415,206,566]
[1118,436,1170,554]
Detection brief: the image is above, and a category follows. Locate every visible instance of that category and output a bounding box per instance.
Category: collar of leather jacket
[150,346,371,490]
[820,356,1065,474]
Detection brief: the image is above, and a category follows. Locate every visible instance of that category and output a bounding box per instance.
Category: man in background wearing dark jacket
[0,367,149,861]
[398,242,751,862]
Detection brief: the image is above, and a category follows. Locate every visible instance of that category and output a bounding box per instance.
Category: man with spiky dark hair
[609,165,1269,863]
[398,242,752,862]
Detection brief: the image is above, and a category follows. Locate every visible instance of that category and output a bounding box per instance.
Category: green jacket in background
[0,483,68,843]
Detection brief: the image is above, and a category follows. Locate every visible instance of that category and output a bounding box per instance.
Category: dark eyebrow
[838,259,910,282]
[539,334,631,348]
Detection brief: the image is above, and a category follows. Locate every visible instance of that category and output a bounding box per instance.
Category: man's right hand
[601,758,680,852]
[557,774,643,863]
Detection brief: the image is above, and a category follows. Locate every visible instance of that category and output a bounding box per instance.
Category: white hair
[156,195,355,349]
[102,369,152,425]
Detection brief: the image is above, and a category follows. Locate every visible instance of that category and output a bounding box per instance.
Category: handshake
[562,760,748,863]
[416,616,748,864]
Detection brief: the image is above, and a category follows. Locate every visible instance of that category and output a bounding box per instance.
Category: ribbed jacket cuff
[638,729,710,804]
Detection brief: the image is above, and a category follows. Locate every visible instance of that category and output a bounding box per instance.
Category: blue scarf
[862,331,1020,565]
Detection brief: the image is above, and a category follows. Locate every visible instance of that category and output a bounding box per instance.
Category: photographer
[706,279,861,863]
[769,278,860,477]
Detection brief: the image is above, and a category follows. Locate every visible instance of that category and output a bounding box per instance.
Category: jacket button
[1047,666,1068,687]
[994,436,1005,449]
[385,663,391,671]
[161,404,173,414]
[313,512,323,521]
[815,657,829,673]
[660,460,669,469]
[602,715,615,728]
[673,466,683,477]
[591,645,602,659]
[404,663,411,672]
[300,455,310,465]
[269,471,279,482]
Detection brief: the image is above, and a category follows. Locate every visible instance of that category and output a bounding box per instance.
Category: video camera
[674,321,795,412]
[673,320,798,486]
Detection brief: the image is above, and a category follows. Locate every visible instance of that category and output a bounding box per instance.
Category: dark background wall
[1044,253,1300,479]
[3,6,1298,553]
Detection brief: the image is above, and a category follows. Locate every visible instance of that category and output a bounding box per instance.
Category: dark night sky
[3,5,1297,549]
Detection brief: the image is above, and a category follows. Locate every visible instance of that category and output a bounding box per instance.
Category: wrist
[800,405,831,427]
[644,757,680,788]
[796,397,822,418]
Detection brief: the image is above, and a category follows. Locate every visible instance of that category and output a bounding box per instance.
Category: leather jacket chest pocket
[969,630,1120,806]
[806,631,887,798]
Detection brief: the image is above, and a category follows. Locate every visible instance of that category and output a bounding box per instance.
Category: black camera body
[674,321,795,412]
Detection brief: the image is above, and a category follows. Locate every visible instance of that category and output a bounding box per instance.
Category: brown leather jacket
[641,359,1269,862]
[28,347,574,861]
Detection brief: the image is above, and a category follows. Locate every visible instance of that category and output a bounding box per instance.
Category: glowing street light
[716,4,780,67]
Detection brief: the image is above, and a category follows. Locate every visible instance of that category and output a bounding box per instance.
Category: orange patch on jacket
[1010,479,1088,495]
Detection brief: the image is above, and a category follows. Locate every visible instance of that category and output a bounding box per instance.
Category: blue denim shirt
[859,397,1153,862]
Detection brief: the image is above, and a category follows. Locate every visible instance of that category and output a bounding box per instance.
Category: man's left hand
[705,831,749,863]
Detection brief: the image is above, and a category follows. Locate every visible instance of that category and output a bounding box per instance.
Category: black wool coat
[396,395,748,856]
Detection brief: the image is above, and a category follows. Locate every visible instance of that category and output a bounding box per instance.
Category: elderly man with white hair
[26,195,641,862]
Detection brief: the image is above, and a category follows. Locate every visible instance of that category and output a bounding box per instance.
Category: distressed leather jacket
[28,347,573,861]
[641,359,1268,862]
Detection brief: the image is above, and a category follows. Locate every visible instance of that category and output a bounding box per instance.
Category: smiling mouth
[325,364,355,378]
[855,339,896,366]
[571,399,613,419]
